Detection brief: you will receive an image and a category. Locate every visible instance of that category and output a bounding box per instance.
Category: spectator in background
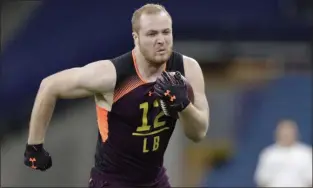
[254,119,312,187]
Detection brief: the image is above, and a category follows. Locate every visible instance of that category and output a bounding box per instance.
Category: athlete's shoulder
[181,54,200,68]
[85,59,116,77]
[110,51,133,65]
[181,54,202,72]
[180,54,205,88]
[84,59,117,93]
[87,59,114,68]
[82,59,114,75]
[170,51,200,67]
[110,51,134,72]
[169,50,183,61]
[109,51,137,88]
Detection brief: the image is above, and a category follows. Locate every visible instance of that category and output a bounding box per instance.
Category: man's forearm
[27,82,57,144]
[178,104,209,142]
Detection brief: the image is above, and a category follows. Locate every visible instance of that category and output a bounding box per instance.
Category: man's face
[134,12,173,65]
[276,121,298,146]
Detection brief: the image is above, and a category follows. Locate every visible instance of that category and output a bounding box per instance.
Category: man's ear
[132,32,138,40]
[132,32,139,46]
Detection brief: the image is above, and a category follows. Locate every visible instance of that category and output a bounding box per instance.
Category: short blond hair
[131,4,171,33]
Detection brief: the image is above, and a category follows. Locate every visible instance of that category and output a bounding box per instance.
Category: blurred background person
[1,0,312,187]
[254,120,312,187]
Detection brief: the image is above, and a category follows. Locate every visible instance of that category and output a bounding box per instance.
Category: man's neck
[276,141,298,148]
[133,48,166,82]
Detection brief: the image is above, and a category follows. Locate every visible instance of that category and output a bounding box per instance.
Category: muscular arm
[27,60,116,144]
[178,56,209,142]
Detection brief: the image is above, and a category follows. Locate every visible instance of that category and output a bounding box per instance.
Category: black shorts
[88,167,171,188]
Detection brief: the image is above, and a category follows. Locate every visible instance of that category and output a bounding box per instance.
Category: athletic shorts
[88,167,171,188]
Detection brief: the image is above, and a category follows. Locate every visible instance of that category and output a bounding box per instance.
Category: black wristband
[26,143,43,152]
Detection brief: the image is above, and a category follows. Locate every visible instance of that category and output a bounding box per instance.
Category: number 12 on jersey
[132,100,168,153]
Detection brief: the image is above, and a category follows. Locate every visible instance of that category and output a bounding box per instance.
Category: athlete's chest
[108,83,175,155]
[111,83,176,132]
[112,83,161,119]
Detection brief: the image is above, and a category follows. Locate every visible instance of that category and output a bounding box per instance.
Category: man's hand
[24,144,52,171]
[153,71,190,118]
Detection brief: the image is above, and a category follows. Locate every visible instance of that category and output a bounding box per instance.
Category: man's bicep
[78,60,116,94]
[43,60,116,99]
[183,56,209,112]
